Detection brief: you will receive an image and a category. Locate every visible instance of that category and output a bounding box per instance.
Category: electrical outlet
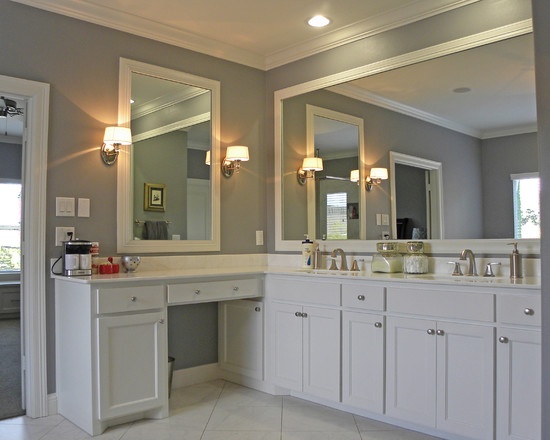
[382,231,390,240]
[55,227,75,246]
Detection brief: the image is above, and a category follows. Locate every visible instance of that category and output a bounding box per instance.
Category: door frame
[0,74,50,418]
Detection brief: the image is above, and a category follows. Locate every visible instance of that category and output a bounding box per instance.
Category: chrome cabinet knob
[130,296,137,302]
[254,306,261,312]
[302,312,308,318]
[427,329,436,335]
[524,308,535,316]
[357,295,365,301]
[159,319,165,324]
[194,289,201,295]
[499,336,509,343]
[295,311,302,317]
[374,322,382,328]
[233,286,239,291]
[436,329,445,336]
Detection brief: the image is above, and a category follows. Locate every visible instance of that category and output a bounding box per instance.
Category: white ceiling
[4,0,537,141]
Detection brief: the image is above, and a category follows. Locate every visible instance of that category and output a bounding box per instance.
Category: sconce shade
[369,167,388,180]
[205,150,211,165]
[103,126,132,145]
[225,145,249,162]
[350,169,359,182]
[301,157,323,171]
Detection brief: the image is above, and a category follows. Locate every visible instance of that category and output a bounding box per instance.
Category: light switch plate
[56,197,75,217]
[256,230,264,246]
[382,214,390,225]
[77,198,90,217]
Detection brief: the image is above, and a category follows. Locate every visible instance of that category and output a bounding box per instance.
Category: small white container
[404,241,429,274]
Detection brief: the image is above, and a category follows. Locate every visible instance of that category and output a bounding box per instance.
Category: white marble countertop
[52,265,540,290]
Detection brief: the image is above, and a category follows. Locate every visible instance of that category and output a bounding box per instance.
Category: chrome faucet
[330,248,348,271]
[459,249,477,276]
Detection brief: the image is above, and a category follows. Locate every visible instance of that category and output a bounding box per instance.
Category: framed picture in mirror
[144,182,166,212]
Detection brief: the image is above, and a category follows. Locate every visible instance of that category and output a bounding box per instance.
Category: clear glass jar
[371,242,403,273]
[404,241,429,274]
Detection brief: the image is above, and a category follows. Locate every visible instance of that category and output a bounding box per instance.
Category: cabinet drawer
[168,278,261,304]
[497,294,541,326]
[387,287,494,322]
[97,285,165,314]
[341,283,385,311]
[266,277,340,306]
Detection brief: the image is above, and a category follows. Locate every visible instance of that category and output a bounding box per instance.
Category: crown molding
[12,0,480,71]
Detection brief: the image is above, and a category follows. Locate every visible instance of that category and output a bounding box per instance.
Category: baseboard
[47,393,57,416]
[171,363,222,389]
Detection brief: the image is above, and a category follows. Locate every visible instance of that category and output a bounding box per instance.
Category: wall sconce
[101,126,132,165]
[365,167,388,191]
[222,145,249,177]
[297,157,323,185]
[350,169,360,183]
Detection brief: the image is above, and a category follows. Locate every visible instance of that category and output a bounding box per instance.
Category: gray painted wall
[531,0,549,437]
[481,132,539,238]
[0,0,265,392]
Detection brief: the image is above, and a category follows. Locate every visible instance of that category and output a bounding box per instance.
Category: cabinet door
[436,322,494,440]
[385,316,437,426]
[97,310,167,420]
[342,311,384,413]
[302,306,341,401]
[270,301,303,391]
[497,328,541,440]
[219,300,264,380]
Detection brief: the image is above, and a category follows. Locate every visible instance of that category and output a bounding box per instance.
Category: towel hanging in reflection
[143,221,169,240]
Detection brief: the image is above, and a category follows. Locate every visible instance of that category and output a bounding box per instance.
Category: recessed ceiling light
[308,15,330,28]
[453,87,471,93]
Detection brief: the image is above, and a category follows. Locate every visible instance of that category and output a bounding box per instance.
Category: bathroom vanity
[54,267,540,440]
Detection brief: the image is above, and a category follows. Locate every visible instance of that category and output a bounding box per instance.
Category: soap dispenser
[508,242,522,279]
[301,235,315,269]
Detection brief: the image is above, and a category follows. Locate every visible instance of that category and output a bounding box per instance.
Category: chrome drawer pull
[427,329,435,335]
[357,295,365,301]
[499,336,509,343]
[524,308,535,316]
[194,289,201,295]
[255,306,261,312]
[374,322,382,328]
[233,286,239,291]
[436,329,445,336]
[159,319,165,324]
[130,296,137,302]
[295,311,302,317]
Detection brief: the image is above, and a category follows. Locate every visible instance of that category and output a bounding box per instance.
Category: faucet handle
[448,261,463,276]
[483,262,501,277]
[329,258,338,271]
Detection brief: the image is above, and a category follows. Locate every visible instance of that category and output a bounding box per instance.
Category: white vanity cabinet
[341,282,385,413]
[55,279,169,436]
[266,276,341,401]
[385,286,495,440]
[496,292,541,440]
[219,299,264,381]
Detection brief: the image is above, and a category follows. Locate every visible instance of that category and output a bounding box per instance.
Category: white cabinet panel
[497,327,541,440]
[97,311,167,420]
[219,300,264,380]
[342,311,384,413]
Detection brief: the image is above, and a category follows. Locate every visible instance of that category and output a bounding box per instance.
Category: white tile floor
[0,380,442,440]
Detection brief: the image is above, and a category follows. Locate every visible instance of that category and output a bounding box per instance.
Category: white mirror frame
[117,58,221,253]
[275,19,540,254]
[389,151,444,240]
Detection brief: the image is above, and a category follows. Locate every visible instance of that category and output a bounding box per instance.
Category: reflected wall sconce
[222,145,249,177]
[350,169,360,183]
[101,126,132,165]
[297,157,323,185]
[365,167,388,192]
[205,150,211,165]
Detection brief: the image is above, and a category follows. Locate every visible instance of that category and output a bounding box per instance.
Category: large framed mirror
[275,21,539,254]
[117,58,221,253]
